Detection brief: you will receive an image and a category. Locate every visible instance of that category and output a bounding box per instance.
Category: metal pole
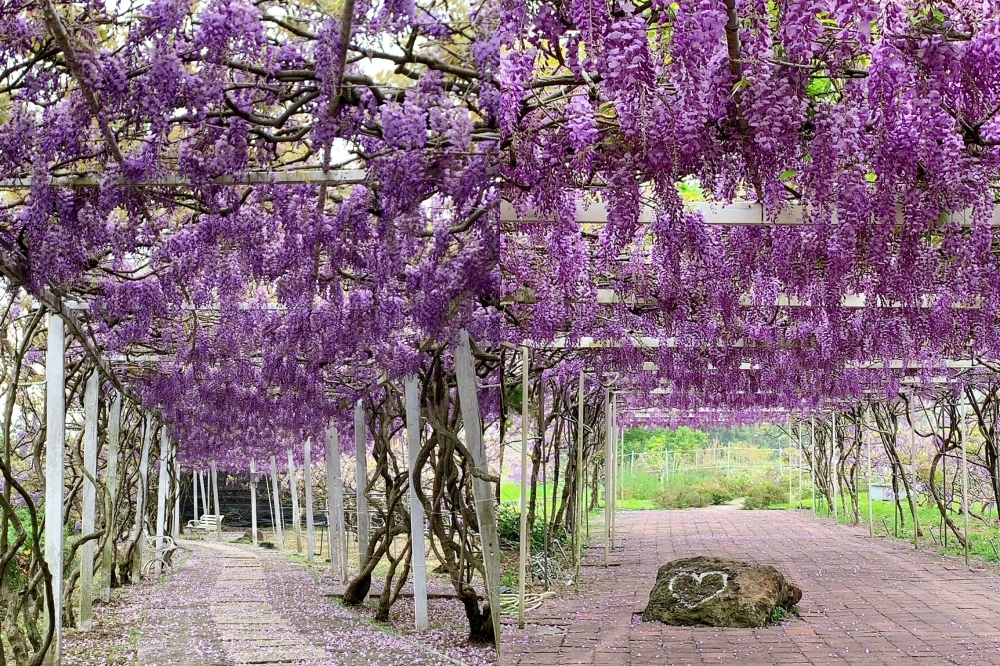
[325,425,348,581]
[269,456,284,550]
[909,411,919,549]
[797,426,803,508]
[961,399,970,567]
[404,376,429,631]
[44,312,65,665]
[354,400,370,568]
[211,460,221,540]
[518,346,529,629]
[831,413,839,523]
[155,428,169,574]
[287,450,302,553]
[575,369,584,592]
[604,387,611,567]
[867,423,874,537]
[250,460,259,547]
[79,370,98,630]
[304,439,315,562]
[100,394,122,604]
[453,330,503,652]
[811,417,817,513]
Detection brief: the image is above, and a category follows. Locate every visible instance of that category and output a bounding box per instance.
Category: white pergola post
[574,369,584,592]
[325,425,348,581]
[454,330,503,648]
[133,417,152,581]
[960,399,970,567]
[287,450,302,553]
[199,470,209,517]
[44,312,65,665]
[250,459,259,547]
[79,370,99,630]
[172,443,180,539]
[304,440,315,562]
[269,456,284,550]
[211,461,221,539]
[810,417,817,513]
[518,346,529,630]
[604,388,611,567]
[404,376,428,630]
[831,413,838,522]
[155,427,169,574]
[354,400,370,568]
[867,424,874,537]
[100,394,121,604]
[192,467,199,522]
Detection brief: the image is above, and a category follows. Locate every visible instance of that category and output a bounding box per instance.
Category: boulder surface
[641,556,802,628]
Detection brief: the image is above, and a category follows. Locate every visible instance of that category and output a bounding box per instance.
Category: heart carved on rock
[667,571,729,609]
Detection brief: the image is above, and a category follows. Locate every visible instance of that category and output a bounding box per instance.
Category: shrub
[741,481,786,510]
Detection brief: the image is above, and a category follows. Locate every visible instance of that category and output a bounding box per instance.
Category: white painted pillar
[192,467,199,522]
[269,456,284,550]
[199,470,209,518]
[288,450,302,553]
[831,413,838,522]
[100,394,121,604]
[604,387,611,567]
[518,347,529,630]
[325,425,348,580]
[249,460,258,547]
[155,427,169,574]
[404,376,428,630]
[960,399,970,567]
[133,417,152,580]
[44,312,65,665]
[171,440,180,539]
[354,400,370,567]
[574,369,584,592]
[810,417,817,513]
[454,330,503,647]
[211,461,222,539]
[304,439,315,563]
[79,370,99,630]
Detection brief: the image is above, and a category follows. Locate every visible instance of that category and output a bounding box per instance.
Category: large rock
[641,556,802,628]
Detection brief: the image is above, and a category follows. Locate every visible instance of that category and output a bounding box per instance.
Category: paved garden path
[501,507,1000,665]
[137,539,463,666]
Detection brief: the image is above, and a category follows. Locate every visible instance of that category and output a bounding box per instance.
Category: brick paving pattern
[138,539,462,665]
[501,507,1000,665]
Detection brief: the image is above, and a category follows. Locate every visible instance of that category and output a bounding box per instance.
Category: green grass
[781,492,1000,563]
[500,481,555,502]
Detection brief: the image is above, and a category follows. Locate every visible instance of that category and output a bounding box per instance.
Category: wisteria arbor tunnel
[3,1,1000,665]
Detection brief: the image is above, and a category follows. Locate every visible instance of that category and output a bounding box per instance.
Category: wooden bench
[186,514,225,536]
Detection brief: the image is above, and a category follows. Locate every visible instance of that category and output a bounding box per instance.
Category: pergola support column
[250,460,259,547]
[100,394,121,604]
[354,400,370,569]
[288,450,302,553]
[211,461,221,539]
[518,346,529,630]
[404,376,428,631]
[454,330,503,650]
[44,312,65,665]
[325,425,348,581]
[79,370,99,630]
[155,428,169,574]
[304,439,315,563]
[269,456,284,550]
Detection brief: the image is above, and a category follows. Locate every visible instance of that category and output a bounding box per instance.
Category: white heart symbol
[667,571,729,609]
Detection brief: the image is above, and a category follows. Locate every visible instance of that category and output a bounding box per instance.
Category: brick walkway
[501,507,1000,665]
[138,540,467,665]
